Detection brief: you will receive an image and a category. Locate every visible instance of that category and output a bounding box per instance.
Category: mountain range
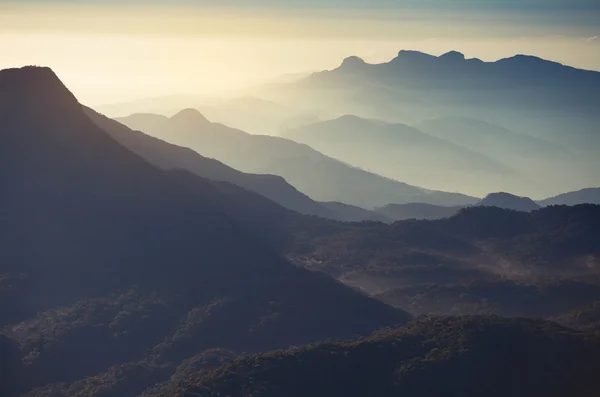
[116,110,478,209]
[0,66,409,396]
[257,50,600,197]
[3,60,600,397]
[282,114,517,194]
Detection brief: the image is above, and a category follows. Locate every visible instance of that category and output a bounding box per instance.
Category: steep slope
[539,188,600,206]
[376,202,464,221]
[161,316,600,397]
[116,111,478,208]
[0,66,410,396]
[85,108,338,220]
[477,192,541,212]
[282,115,515,193]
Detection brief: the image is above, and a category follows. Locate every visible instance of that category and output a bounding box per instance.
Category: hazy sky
[1,0,598,104]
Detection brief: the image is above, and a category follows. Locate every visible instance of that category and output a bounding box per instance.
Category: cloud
[585,36,598,42]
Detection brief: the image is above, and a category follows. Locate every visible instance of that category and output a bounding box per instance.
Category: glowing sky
[1,1,598,104]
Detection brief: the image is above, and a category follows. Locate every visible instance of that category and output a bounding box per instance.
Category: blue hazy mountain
[282,115,517,195]
[116,111,479,208]
[539,188,600,206]
[259,50,600,198]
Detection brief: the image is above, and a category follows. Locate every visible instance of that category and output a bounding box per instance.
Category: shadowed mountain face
[158,316,600,397]
[258,50,600,198]
[85,109,340,220]
[0,66,410,396]
[282,115,515,194]
[116,111,479,209]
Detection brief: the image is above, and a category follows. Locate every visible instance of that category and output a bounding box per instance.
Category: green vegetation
[164,316,600,397]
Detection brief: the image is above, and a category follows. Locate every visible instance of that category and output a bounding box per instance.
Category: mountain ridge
[116,111,480,208]
[0,66,410,396]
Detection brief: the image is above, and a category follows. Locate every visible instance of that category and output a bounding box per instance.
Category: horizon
[1,0,599,104]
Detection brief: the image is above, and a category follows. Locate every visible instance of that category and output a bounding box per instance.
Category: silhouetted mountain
[259,50,600,197]
[86,108,339,220]
[0,66,410,396]
[477,192,541,212]
[539,188,600,206]
[116,111,479,209]
[376,202,464,221]
[308,50,600,116]
[161,316,600,397]
[282,115,515,193]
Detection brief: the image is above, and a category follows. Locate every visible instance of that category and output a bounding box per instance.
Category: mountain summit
[0,66,409,395]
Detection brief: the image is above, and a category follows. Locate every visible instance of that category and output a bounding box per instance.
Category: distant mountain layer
[282,115,515,194]
[320,202,391,223]
[162,316,600,397]
[0,66,409,397]
[477,192,541,212]
[539,188,600,206]
[116,111,479,209]
[259,50,600,196]
[415,116,568,162]
[376,202,464,221]
[375,189,600,221]
[305,50,600,116]
[86,108,340,220]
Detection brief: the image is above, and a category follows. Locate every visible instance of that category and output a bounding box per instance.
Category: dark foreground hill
[0,66,409,396]
[160,316,600,397]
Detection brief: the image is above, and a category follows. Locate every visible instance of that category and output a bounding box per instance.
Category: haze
[1,1,599,104]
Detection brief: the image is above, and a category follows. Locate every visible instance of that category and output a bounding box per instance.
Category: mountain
[376,202,464,221]
[301,50,600,119]
[0,66,410,396]
[257,50,600,198]
[159,316,600,397]
[414,117,587,195]
[91,110,396,222]
[116,111,479,209]
[539,188,600,206]
[282,115,515,194]
[415,116,568,161]
[320,202,391,223]
[285,205,600,317]
[477,192,541,212]
[85,109,339,220]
